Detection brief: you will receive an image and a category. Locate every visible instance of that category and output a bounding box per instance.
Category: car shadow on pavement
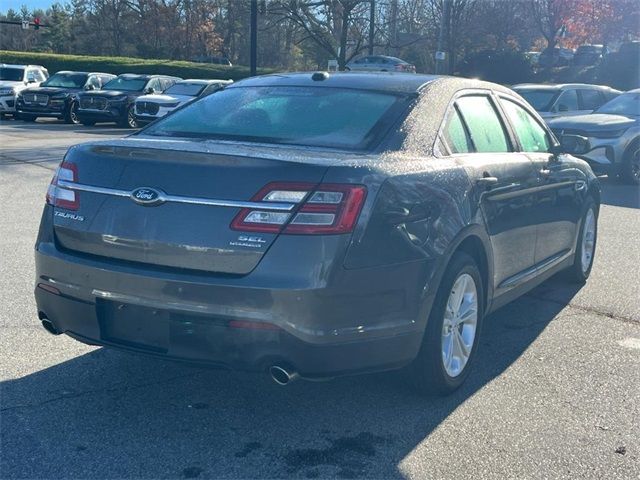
[1,279,582,479]
[598,177,640,209]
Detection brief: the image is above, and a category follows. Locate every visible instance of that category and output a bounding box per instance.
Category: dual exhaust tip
[269,365,300,386]
[39,314,61,335]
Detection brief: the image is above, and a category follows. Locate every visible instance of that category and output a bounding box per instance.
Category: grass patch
[0,50,272,81]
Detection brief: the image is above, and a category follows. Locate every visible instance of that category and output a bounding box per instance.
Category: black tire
[20,114,37,122]
[119,105,138,128]
[64,101,80,124]
[407,252,485,396]
[566,198,598,283]
[620,140,640,185]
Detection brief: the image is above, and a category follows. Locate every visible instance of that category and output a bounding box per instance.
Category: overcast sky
[1,0,63,14]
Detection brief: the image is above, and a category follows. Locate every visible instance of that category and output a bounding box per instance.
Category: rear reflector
[231,182,366,235]
[46,161,79,210]
[228,320,281,330]
[37,283,61,295]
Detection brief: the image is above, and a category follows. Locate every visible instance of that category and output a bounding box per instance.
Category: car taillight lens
[231,182,366,235]
[46,161,79,210]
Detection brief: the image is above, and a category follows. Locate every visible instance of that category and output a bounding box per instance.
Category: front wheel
[119,105,138,128]
[408,252,484,396]
[566,199,598,283]
[64,101,80,124]
[620,142,640,185]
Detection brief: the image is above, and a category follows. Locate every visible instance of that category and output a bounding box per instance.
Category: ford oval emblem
[130,187,165,206]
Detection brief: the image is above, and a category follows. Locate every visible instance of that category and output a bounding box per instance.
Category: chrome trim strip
[57,180,296,211]
[498,249,571,289]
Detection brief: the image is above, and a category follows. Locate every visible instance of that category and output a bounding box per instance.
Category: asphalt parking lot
[1,118,639,479]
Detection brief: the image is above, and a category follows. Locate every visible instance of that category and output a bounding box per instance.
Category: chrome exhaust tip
[41,318,61,335]
[269,365,300,386]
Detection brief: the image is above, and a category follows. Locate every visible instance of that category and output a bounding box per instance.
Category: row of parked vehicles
[527,41,640,68]
[1,62,638,184]
[0,63,231,128]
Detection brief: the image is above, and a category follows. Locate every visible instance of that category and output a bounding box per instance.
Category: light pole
[250,0,258,76]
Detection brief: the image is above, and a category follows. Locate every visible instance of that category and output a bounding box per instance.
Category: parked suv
[0,64,48,118]
[135,79,231,126]
[36,73,600,395]
[16,71,115,124]
[549,89,640,184]
[76,74,180,128]
[512,83,620,120]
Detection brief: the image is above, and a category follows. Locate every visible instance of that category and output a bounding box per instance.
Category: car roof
[116,73,179,79]
[229,72,444,94]
[0,64,45,69]
[178,79,232,85]
[53,71,114,76]
[513,83,617,91]
[229,72,516,96]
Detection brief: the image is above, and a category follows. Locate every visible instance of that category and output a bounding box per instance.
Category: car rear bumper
[35,219,427,376]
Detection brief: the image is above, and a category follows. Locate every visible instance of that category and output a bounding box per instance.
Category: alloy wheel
[441,273,478,378]
[581,208,596,274]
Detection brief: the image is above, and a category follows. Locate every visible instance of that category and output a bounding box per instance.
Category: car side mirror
[144,87,155,94]
[558,135,590,155]
[550,143,564,156]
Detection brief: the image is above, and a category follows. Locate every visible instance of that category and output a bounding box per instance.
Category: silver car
[548,89,640,184]
[513,83,620,120]
[346,55,416,73]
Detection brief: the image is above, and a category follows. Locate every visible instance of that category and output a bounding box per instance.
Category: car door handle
[476,176,499,187]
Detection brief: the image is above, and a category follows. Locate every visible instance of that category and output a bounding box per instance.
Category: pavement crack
[0,372,198,413]
[525,293,639,326]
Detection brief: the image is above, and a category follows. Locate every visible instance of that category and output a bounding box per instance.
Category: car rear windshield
[164,83,206,96]
[144,86,406,150]
[42,73,87,88]
[0,68,24,81]
[516,89,558,111]
[596,93,640,116]
[103,77,148,91]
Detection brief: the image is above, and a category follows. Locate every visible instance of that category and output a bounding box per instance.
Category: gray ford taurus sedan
[35,72,600,395]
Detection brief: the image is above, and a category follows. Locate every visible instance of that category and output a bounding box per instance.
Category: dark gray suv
[35,73,600,395]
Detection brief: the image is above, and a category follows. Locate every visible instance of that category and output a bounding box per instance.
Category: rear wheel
[408,252,484,396]
[64,101,80,124]
[566,198,597,283]
[620,141,640,185]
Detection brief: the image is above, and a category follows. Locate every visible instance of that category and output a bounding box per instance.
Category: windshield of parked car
[595,92,640,116]
[144,86,406,150]
[42,73,88,88]
[515,89,558,111]
[0,68,24,81]
[164,83,206,96]
[102,76,148,91]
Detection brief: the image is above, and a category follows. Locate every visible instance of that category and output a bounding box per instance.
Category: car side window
[456,95,510,153]
[501,99,551,153]
[147,78,161,92]
[26,70,36,82]
[555,89,579,112]
[579,89,604,110]
[442,107,473,154]
[87,75,100,89]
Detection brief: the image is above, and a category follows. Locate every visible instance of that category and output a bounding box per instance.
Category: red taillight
[231,182,367,235]
[46,161,79,210]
